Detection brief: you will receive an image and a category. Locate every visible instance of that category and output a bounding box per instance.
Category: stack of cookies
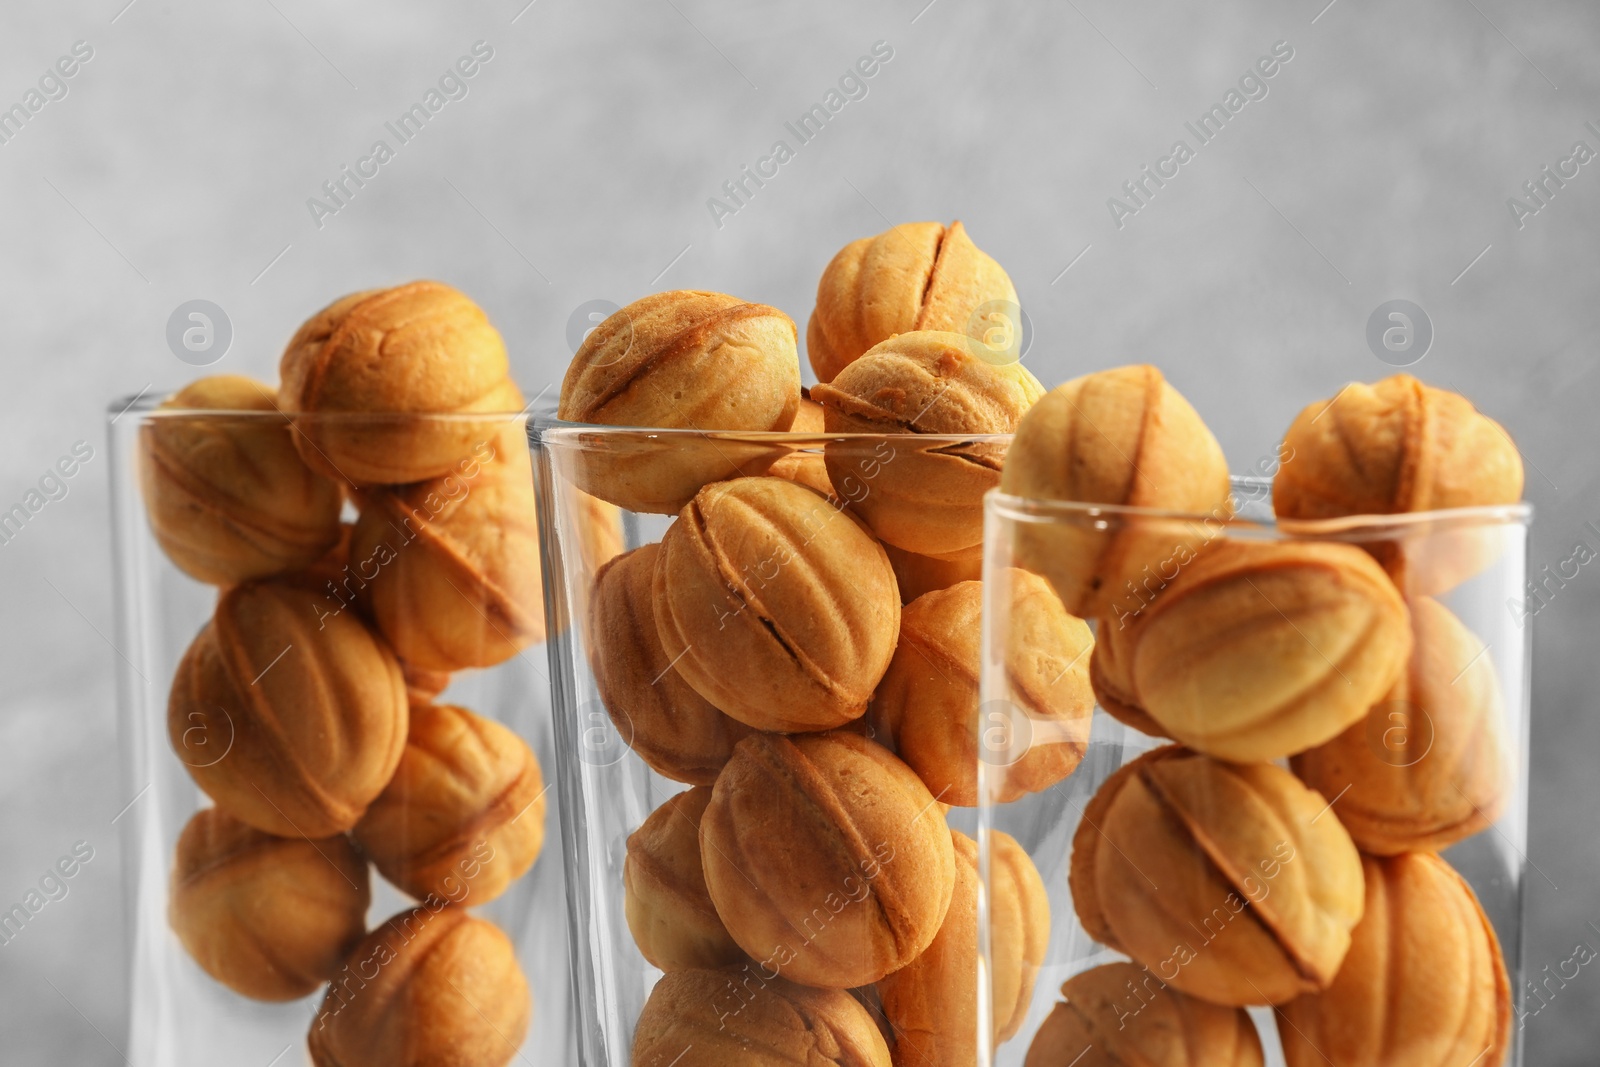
[142,282,584,1067]
[561,222,1084,1067]
[1003,369,1523,1067]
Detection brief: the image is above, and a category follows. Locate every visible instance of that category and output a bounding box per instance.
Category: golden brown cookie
[624,787,745,972]
[807,220,1016,383]
[653,477,900,733]
[280,282,524,486]
[139,375,342,585]
[767,390,836,500]
[588,544,753,784]
[1087,616,1170,739]
[1277,852,1512,1067]
[999,365,1233,618]
[1273,375,1524,595]
[1069,746,1364,1006]
[881,541,983,603]
[990,831,1052,1042]
[869,573,1094,806]
[1111,539,1412,762]
[632,968,892,1066]
[877,830,1050,1063]
[811,330,1044,560]
[558,290,801,513]
[169,807,369,1001]
[354,702,544,906]
[168,575,407,838]
[1292,596,1506,854]
[1023,963,1264,1067]
[700,732,955,988]
[309,906,530,1067]
[351,427,543,671]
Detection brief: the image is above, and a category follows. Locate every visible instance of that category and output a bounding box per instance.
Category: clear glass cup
[978,478,1532,1067]
[531,418,1008,1066]
[108,394,574,1066]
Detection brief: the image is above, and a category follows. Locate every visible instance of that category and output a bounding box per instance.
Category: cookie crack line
[583,302,779,417]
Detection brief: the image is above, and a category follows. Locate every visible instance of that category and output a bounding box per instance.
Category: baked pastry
[588,544,753,784]
[877,830,1049,1064]
[990,831,1051,1042]
[1069,746,1364,1006]
[1273,375,1525,595]
[869,572,1094,806]
[309,906,530,1067]
[354,702,545,906]
[280,281,524,486]
[401,662,452,705]
[811,330,1044,560]
[881,541,982,603]
[168,575,407,838]
[1108,539,1412,762]
[1277,852,1512,1067]
[1292,596,1506,854]
[169,807,368,1002]
[700,732,955,988]
[767,390,836,500]
[632,968,892,1066]
[1275,375,1523,516]
[1087,616,1169,739]
[351,426,544,671]
[624,787,745,971]
[139,375,342,585]
[1023,963,1264,1067]
[557,290,801,513]
[653,477,900,732]
[807,220,1016,383]
[999,365,1233,618]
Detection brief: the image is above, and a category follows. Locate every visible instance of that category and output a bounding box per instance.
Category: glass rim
[988,486,1533,533]
[107,389,540,423]
[529,411,1014,446]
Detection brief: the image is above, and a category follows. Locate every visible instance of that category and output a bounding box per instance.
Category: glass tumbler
[978,479,1532,1067]
[109,393,576,1066]
[532,418,1010,1066]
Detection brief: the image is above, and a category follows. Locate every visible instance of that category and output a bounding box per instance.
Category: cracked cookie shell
[807,219,1016,383]
[557,290,801,513]
[1069,746,1364,1006]
[699,731,955,989]
[999,364,1233,618]
[353,701,545,906]
[810,330,1045,560]
[309,906,530,1067]
[869,573,1094,806]
[653,476,900,733]
[1023,963,1264,1067]
[1292,596,1507,855]
[280,281,524,486]
[632,967,892,1066]
[169,807,369,1002]
[1276,851,1512,1067]
[588,543,753,784]
[168,575,408,838]
[139,375,343,586]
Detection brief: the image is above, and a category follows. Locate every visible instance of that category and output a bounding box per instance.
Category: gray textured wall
[1,0,1596,1061]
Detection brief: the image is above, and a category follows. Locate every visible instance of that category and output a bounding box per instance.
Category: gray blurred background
[1,0,1597,1061]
